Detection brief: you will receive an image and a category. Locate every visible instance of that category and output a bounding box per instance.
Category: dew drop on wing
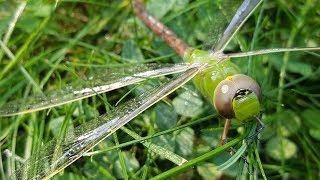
[26,104,32,110]
[65,148,76,158]
[81,92,88,96]
[5,104,15,114]
[33,173,43,180]
[64,140,86,159]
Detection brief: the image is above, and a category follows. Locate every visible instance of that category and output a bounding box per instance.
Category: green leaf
[152,134,176,153]
[172,0,190,11]
[56,172,86,180]
[266,137,297,161]
[17,16,42,33]
[155,102,178,130]
[83,159,115,179]
[172,90,203,117]
[114,152,140,179]
[271,58,313,76]
[301,109,320,129]
[0,16,10,35]
[260,125,277,141]
[287,61,313,76]
[175,127,194,157]
[48,116,74,137]
[121,40,144,62]
[27,4,52,17]
[146,0,176,19]
[309,129,320,141]
[264,110,301,137]
[201,129,222,147]
[279,112,300,136]
[197,163,221,180]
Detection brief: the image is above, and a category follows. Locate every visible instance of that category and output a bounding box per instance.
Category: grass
[0,0,320,179]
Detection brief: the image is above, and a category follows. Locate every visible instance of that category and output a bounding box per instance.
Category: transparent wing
[213,0,263,52]
[0,63,200,117]
[197,0,261,51]
[12,66,203,180]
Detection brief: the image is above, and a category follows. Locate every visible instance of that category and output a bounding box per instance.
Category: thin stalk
[113,133,129,180]
[254,146,267,180]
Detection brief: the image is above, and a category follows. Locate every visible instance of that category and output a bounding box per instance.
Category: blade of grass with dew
[121,126,187,166]
[150,135,245,180]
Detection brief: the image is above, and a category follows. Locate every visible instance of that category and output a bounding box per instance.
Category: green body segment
[185,49,240,104]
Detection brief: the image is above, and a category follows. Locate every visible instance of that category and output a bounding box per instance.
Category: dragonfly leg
[255,116,265,140]
[220,118,231,145]
[255,116,264,128]
[246,116,265,143]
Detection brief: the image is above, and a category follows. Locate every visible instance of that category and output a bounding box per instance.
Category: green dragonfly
[0,0,319,179]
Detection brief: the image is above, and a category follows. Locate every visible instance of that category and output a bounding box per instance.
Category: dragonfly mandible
[1,0,319,179]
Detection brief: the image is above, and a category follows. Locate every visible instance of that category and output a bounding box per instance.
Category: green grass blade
[121,126,187,166]
[150,135,244,180]
[0,17,50,80]
[217,142,247,171]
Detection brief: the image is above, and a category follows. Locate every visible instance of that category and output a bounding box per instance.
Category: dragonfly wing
[12,65,203,180]
[213,0,263,52]
[0,63,200,117]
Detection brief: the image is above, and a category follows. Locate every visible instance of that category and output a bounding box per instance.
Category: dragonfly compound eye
[213,74,261,121]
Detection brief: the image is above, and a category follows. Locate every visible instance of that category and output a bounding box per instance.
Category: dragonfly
[1,0,319,179]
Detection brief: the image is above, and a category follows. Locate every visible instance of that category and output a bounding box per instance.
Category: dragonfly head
[213,74,261,122]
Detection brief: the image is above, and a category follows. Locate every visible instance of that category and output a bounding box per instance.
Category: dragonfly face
[214,74,261,122]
